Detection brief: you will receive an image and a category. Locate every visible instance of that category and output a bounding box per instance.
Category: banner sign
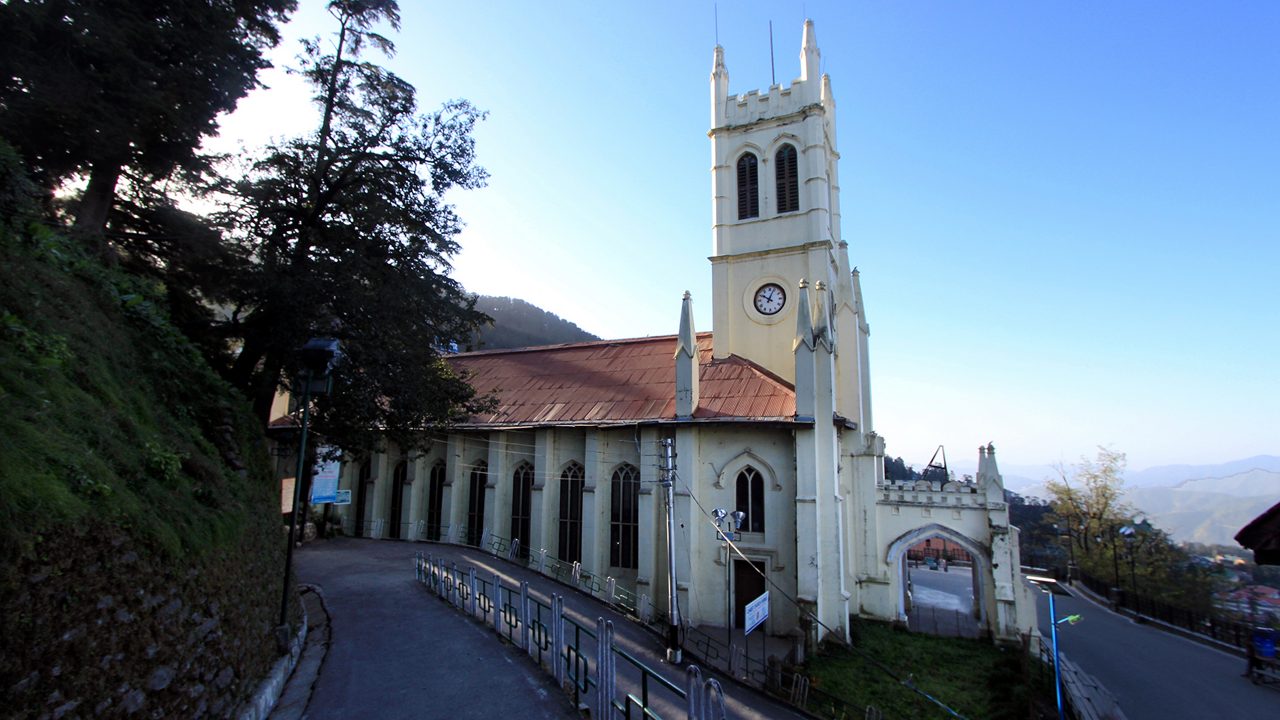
[309,448,341,504]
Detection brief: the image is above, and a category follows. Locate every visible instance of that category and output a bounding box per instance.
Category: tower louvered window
[776,143,799,213]
[736,153,760,220]
[609,464,640,569]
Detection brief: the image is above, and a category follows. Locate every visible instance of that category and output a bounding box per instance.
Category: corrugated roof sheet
[448,332,796,427]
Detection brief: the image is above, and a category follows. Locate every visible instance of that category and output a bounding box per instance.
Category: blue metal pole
[1049,590,1064,720]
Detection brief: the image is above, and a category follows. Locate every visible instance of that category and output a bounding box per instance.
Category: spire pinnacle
[813,280,834,349]
[676,290,697,358]
[800,19,820,82]
[674,292,700,418]
[794,280,816,351]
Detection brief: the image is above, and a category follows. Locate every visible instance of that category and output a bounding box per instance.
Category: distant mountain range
[468,295,599,350]
[1004,457,1280,548]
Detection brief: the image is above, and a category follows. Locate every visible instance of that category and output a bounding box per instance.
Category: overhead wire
[673,467,970,720]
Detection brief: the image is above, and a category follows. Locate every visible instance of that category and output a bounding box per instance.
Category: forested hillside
[470,295,599,349]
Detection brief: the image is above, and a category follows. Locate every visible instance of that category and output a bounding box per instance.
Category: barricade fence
[414,552,729,720]
[410,535,890,720]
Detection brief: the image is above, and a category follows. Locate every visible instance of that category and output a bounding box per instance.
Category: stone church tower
[708,21,881,642]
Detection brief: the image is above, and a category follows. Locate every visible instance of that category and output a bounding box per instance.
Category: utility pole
[660,438,682,663]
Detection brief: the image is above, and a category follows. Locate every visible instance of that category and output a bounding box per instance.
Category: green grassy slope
[0,145,285,718]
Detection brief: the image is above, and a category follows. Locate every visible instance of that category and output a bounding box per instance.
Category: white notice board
[745,591,769,635]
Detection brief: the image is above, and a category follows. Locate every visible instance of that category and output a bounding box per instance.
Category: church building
[328,21,1039,646]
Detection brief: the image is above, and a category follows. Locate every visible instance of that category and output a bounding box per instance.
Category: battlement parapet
[875,479,987,508]
[717,78,824,129]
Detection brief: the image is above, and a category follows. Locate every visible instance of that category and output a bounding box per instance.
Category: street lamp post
[712,508,746,650]
[1097,525,1122,606]
[1034,579,1083,720]
[1119,518,1152,618]
[276,338,342,649]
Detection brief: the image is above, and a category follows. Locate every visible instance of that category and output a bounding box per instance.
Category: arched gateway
[874,445,1036,640]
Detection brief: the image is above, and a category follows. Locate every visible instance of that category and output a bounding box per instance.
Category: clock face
[753,283,786,315]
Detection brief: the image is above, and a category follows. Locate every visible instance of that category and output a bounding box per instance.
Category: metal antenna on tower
[714,4,719,45]
[769,20,776,85]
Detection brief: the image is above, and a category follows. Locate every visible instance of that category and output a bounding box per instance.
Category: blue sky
[210,1,1279,471]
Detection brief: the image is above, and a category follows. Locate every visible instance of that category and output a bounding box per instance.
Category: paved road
[909,566,975,611]
[1035,584,1278,719]
[416,542,806,720]
[296,538,805,720]
[294,538,578,720]
[908,567,981,637]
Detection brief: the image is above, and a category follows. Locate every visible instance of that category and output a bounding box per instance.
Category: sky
[208,1,1279,473]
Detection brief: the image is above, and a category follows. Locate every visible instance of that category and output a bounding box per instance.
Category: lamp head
[712,508,728,522]
[298,337,343,377]
[732,510,747,528]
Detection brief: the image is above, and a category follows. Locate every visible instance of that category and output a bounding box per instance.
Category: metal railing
[415,552,727,720]
[1075,568,1252,651]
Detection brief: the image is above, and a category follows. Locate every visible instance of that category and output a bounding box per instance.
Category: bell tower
[709,20,866,426]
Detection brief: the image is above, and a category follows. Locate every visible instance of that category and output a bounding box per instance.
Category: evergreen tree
[213,0,489,451]
[0,0,294,238]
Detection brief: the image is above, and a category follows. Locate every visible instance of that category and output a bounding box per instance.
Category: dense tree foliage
[210,0,490,451]
[3,0,495,455]
[1041,447,1214,610]
[884,456,915,481]
[0,0,295,237]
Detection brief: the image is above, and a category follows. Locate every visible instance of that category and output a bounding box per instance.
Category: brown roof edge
[453,332,712,358]
[451,416,811,432]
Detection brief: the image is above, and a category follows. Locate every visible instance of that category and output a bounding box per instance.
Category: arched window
[389,459,408,539]
[735,466,765,533]
[736,153,759,220]
[775,143,798,214]
[466,460,488,546]
[427,460,446,541]
[510,462,533,559]
[354,457,375,537]
[610,464,640,569]
[558,462,585,564]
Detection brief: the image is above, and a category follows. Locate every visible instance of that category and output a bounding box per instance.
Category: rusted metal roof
[448,333,796,428]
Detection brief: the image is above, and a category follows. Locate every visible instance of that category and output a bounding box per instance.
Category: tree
[1044,447,1213,610]
[212,0,489,452]
[0,0,295,237]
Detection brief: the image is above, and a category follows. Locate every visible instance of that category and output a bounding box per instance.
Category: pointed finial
[676,290,697,358]
[800,19,821,82]
[794,280,816,351]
